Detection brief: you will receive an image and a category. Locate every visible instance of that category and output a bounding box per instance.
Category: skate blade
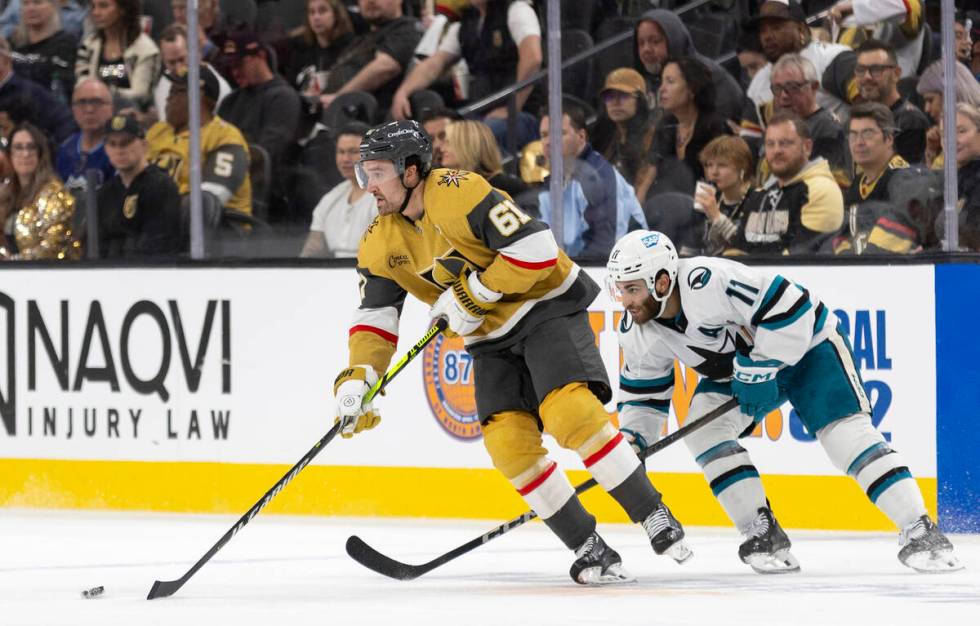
[663,540,694,565]
[745,548,801,574]
[575,563,637,586]
[904,548,965,574]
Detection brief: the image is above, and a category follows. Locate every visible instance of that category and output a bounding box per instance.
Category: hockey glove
[731,356,781,422]
[429,269,502,337]
[618,404,667,455]
[333,365,381,438]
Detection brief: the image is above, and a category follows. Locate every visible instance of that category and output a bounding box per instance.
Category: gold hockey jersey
[349,168,598,374]
[147,116,252,215]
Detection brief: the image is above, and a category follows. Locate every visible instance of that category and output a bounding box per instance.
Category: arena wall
[0,262,975,533]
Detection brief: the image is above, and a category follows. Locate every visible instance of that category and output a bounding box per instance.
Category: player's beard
[626,294,661,325]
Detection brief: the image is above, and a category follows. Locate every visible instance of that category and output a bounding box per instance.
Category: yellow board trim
[0,459,937,531]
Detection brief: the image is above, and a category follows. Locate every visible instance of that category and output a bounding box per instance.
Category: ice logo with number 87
[423,334,481,439]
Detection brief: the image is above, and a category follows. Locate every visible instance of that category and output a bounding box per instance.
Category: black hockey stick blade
[148,422,343,599]
[148,321,447,599]
[346,397,740,580]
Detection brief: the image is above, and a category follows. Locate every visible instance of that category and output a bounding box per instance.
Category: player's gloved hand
[333,365,381,438]
[618,405,667,455]
[429,269,502,337]
[731,356,781,422]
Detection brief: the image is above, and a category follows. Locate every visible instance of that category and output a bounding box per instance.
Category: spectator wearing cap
[590,68,658,202]
[0,35,75,143]
[390,0,540,151]
[300,121,377,258]
[741,0,854,144]
[148,65,252,223]
[853,39,929,164]
[153,24,231,120]
[633,8,744,123]
[55,78,116,202]
[827,1,930,83]
[75,0,160,110]
[97,113,181,258]
[217,30,301,167]
[319,0,423,114]
[765,54,849,187]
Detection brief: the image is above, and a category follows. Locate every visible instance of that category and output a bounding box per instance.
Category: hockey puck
[81,586,104,599]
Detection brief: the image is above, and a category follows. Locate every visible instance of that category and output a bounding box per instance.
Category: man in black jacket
[217,30,301,165]
[98,114,182,258]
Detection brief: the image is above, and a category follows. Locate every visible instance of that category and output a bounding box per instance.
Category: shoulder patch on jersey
[687,266,712,290]
[437,169,470,188]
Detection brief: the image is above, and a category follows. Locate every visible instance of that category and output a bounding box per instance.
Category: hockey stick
[147,318,448,599]
[346,396,740,580]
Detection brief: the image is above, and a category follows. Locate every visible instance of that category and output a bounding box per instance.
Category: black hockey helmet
[355,120,433,188]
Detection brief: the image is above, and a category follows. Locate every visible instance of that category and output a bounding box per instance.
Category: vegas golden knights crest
[419,248,479,288]
[123,194,138,219]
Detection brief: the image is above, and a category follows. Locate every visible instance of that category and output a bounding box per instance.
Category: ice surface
[1,509,977,626]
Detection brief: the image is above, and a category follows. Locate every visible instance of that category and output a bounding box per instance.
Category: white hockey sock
[696,440,768,532]
[818,414,928,530]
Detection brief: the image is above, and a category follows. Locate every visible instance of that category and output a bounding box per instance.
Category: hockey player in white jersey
[606,230,962,574]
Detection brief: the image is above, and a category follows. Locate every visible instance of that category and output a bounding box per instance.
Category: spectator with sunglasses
[590,68,659,203]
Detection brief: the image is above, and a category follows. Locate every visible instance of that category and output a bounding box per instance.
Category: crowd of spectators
[0,0,977,262]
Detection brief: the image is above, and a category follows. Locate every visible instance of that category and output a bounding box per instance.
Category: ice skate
[642,502,693,564]
[569,532,636,585]
[738,507,800,574]
[898,515,964,573]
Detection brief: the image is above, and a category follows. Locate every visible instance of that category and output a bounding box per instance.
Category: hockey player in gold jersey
[333,120,692,585]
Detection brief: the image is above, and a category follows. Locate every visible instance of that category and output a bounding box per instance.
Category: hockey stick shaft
[147,319,447,599]
[346,397,740,580]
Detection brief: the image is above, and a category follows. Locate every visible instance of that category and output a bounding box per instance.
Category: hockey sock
[818,414,927,529]
[575,423,662,522]
[695,440,767,532]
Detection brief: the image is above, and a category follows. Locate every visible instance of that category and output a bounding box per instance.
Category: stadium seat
[323,91,379,129]
[220,0,258,30]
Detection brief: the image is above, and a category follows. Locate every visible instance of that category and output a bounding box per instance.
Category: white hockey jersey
[617,257,832,417]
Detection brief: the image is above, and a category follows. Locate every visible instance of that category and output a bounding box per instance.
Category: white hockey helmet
[606,230,679,316]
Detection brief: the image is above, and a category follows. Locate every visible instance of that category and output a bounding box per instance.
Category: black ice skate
[642,502,693,564]
[738,507,800,574]
[569,532,636,585]
[898,515,964,573]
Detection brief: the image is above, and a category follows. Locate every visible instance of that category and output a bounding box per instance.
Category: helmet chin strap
[649,276,675,319]
[397,172,422,215]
